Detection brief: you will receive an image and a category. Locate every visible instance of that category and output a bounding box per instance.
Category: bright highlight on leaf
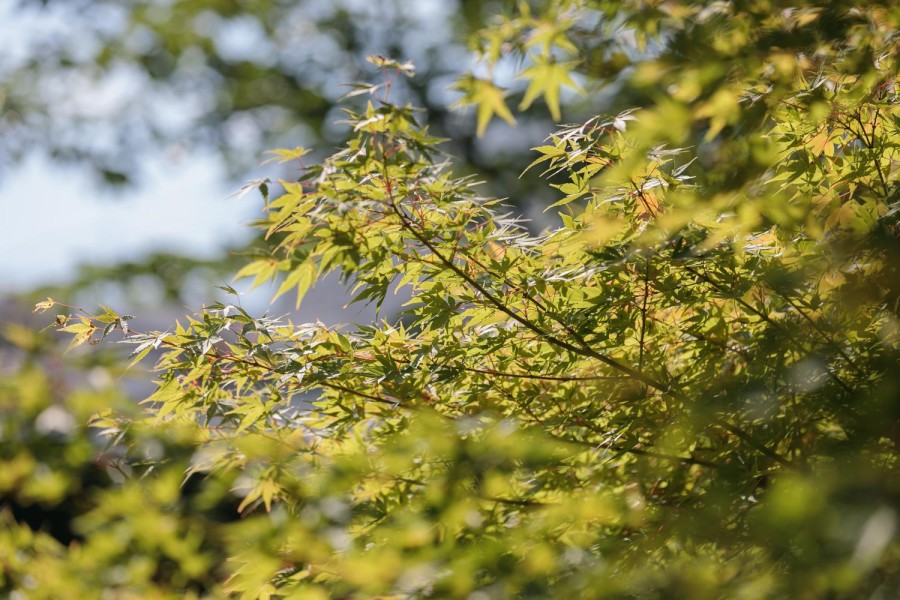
[32,297,55,313]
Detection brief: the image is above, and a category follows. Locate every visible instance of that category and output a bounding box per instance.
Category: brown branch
[681,264,854,396]
[387,191,673,393]
[459,365,630,382]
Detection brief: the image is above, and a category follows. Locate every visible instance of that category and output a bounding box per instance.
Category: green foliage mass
[5,0,900,597]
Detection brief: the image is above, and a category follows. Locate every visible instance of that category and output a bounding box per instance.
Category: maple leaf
[517,57,583,121]
[452,75,516,137]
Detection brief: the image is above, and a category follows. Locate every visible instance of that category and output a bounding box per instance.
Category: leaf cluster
[12,1,900,597]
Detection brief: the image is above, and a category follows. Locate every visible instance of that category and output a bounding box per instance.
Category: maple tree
[5,1,900,597]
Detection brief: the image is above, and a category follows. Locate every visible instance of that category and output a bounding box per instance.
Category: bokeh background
[0,0,587,327]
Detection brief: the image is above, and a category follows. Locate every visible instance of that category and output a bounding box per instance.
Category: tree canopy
[4,0,900,597]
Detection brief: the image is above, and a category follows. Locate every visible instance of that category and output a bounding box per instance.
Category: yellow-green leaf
[517,58,582,121]
[452,75,516,137]
[263,147,312,164]
[33,297,55,313]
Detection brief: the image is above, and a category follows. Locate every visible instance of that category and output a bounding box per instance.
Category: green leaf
[263,147,312,164]
[33,297,55,313]
[273,262,316,308]
[517,57,582,121]
[452,75,517,137]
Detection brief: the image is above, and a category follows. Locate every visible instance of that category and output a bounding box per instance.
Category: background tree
[1,0,561,188]
[2,0,570,302]
[5,0,900,597]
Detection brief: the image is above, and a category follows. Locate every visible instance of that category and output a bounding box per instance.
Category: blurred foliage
[3,0,567,301]
[0,327,239,598]
[26,245,260,307]
[8,0,900,597]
